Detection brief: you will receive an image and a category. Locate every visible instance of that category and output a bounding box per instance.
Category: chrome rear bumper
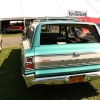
[23,71,100,83]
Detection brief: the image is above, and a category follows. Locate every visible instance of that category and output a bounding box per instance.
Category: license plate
[69,75,85,84]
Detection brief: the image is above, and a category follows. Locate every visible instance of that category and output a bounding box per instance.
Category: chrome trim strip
[35,62,100,69]
[35,53,100,62]
[35,52,100,57]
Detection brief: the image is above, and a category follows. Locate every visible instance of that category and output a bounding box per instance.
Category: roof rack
[39,17,77,22]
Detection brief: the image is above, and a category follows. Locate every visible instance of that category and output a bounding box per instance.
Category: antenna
[20,0,25,28]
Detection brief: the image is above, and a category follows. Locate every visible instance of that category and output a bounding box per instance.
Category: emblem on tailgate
[42,59,50,62]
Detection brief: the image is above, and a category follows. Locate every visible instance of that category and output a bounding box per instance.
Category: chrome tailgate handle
[73,52,81,56]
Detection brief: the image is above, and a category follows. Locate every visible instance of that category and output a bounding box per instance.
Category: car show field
[0,0,100,99]
[0,32,100,100]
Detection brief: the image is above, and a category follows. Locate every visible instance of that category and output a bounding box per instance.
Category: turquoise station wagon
[21,21,100,85]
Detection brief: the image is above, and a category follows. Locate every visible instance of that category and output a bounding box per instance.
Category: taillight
[20,27,22,30]
[26,63,32,69]
[25,57,33,69]
[26,57,32,62]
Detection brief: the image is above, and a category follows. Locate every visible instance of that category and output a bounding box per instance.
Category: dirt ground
[2,36,22,47]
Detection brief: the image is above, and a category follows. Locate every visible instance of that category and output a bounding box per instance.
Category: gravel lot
[2,36,22,47]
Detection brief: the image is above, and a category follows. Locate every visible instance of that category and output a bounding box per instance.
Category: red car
[6,21,24,33]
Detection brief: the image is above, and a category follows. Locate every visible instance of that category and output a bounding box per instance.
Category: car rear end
[21,21,100,85]
[23,44,100,84]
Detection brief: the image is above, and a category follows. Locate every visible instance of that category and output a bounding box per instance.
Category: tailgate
[34,43,100,76]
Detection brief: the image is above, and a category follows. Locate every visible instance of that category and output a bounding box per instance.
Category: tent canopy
[0,0,100,20]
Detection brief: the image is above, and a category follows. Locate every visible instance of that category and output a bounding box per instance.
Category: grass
[1,33,22,37]
[1,47,100,100]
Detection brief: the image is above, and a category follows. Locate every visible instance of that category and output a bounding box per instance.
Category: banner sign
[68,10,87,17]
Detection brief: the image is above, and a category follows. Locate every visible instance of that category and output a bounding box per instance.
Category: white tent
[0,0,23,20]
[0,0,100,20]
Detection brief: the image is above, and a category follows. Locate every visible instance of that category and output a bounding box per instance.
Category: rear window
[40,24,100,45]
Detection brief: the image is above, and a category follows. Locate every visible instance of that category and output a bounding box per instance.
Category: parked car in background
[6,21,24,33]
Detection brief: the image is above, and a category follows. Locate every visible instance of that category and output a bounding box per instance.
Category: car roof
[39,21,96,26]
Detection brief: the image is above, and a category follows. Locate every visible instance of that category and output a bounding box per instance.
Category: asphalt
[2,36,22,47]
